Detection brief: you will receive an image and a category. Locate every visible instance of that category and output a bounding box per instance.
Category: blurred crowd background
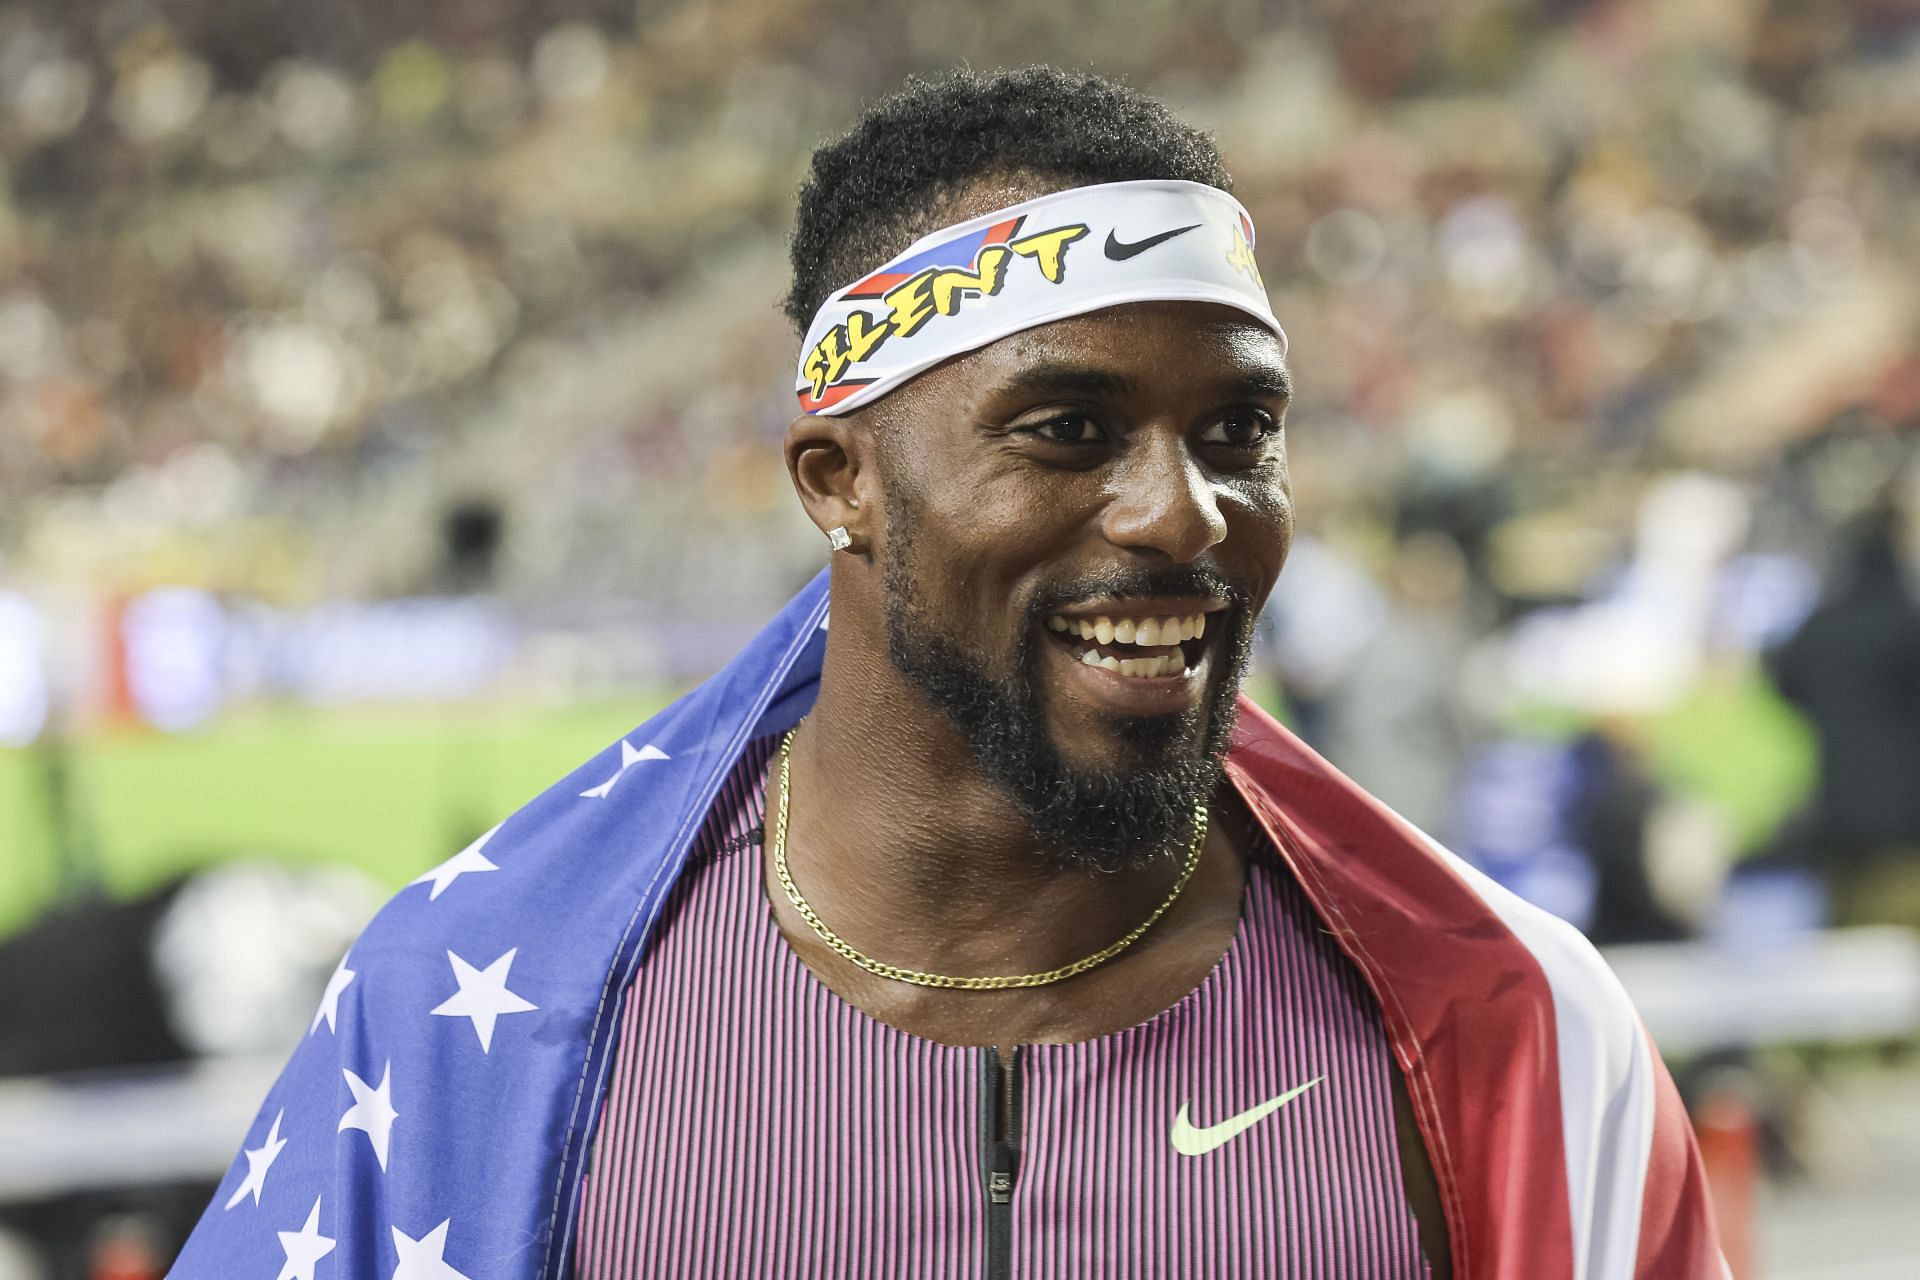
[2,0,1918,1276]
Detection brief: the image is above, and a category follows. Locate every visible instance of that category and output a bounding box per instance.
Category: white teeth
[1049,609,1215,659]
[1082,650,1186,678]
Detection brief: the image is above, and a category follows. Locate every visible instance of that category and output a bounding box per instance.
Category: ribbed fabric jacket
[170,571,1726,1280]
[574,737,1431,1276]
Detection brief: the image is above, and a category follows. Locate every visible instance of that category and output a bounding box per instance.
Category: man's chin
[1022,693,1241,870]
[1027,746,1227,871]
[1038,703,1209,776]
[887,638,1222,868]
[881,562,1255,867]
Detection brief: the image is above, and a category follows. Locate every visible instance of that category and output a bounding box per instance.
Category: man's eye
[1024,415,1104,445]
[1199,408,1280,448]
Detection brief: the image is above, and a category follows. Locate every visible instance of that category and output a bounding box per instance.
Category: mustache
[1027,564,1251,617]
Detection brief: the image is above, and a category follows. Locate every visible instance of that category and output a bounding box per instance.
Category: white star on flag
[224,1108,288,1209]
[390,1219,475,1280]
[275,1196,335,1280]
[579,739,668,798]
[410,823,503,901]
[311,956,356,1036]
[339,1062,399,1171]
[431,948,538,1052]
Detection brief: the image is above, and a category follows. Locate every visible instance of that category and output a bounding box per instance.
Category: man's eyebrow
[986,361,1292,403]
[990,365,1139,401]
[1229,365,1293,401]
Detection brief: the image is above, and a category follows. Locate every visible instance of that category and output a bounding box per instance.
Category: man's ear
[785,412,879,553]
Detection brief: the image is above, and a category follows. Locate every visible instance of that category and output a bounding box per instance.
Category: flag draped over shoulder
[170,570,1723,1280]
[170,574,832,1280]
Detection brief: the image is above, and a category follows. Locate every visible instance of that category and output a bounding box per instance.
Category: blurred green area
[1504,659,1820,853]
[1,664,1815,943]
[1647,663,1818,853]
[0,693,672,940]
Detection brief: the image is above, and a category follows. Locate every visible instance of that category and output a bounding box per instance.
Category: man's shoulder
[1419,837,1644,1050]
[376,730,725,945]
[1227,703,1703,1271]
[1226,698,1640,1050]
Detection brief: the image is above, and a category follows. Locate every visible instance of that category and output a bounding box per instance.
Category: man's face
[868,298,1294,868]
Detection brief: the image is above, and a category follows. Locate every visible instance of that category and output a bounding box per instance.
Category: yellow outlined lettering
[843,309,889,364]
[812,222,1091,396]
[928,245,1011,318]
[1227,224,1263,289]
[884,270,938,338]
[804,325,850,398]
[1008,224,1087,283]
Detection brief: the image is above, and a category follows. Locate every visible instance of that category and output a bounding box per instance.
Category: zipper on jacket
[980,1045,1022,1280]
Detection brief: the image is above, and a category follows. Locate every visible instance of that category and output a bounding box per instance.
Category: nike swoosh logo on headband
[1103,223,1202,261]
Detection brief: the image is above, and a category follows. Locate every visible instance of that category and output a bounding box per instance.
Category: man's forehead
[971,303,1289,385]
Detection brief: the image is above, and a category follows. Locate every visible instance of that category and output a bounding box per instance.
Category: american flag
[169,574,834,1280]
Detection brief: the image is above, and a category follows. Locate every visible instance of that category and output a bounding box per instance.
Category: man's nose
[1099,431,1228,562]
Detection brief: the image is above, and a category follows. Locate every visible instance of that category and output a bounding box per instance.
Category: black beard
[880,526,1254,871]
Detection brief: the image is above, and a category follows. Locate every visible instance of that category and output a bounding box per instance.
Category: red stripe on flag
[1637,1045,1731,1277]
[1225,698,1576,1278]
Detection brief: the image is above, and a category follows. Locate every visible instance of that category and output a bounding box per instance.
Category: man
[172,69,1723,1279]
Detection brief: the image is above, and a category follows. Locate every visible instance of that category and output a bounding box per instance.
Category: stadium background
[1,0,1918,1275]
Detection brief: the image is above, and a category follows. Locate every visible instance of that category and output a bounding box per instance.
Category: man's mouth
[1043,610,1209,679]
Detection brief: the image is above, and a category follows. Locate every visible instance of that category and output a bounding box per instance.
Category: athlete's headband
[795,179,1286,416]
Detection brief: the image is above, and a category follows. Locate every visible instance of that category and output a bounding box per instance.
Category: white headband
[795,179,1286,415]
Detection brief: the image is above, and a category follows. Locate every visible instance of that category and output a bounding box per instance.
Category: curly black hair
[783,67,1230,334]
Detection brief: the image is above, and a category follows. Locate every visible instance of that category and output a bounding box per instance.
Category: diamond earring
[827,526,853,552]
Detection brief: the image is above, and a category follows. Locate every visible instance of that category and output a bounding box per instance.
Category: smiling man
[173,69,1724,1280]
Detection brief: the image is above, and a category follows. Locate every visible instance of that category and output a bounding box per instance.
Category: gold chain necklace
[770,726,1207,990]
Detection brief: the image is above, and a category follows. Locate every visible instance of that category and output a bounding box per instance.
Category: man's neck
[782,655,1191,973]
[763,640,1248,1046]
